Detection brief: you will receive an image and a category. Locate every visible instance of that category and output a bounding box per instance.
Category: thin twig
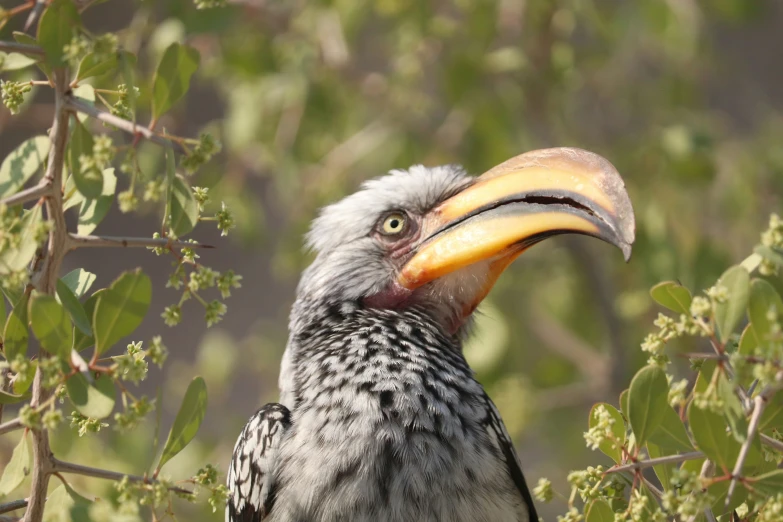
[727,376,783,505]
[0,417,23,436]
[760,433,783,452]
[23,0,46,31]
[0,41,44,56]
[52,459,193,495]
[0,181,52,207]
[0,498,28,516]
[64,96,179,149]
[67,234,214,250]
[605,452,704,475]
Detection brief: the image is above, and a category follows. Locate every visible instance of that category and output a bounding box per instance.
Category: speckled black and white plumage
[227,165,538,522]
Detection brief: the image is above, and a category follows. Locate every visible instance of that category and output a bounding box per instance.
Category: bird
[226,147,635,522]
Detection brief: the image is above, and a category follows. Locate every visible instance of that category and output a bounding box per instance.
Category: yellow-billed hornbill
[227,148,635,522]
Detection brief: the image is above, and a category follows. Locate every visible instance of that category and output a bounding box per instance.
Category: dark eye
[380,212,407,236]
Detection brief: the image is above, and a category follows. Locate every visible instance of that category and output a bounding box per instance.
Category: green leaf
[647,403,692,452]
[650,281,692,314]
[29,293,72,357]
[0,136,49,199]
[93,270,151,354]
[0,432,30,496]
[0,205,43,275]
[66,372,115,419]
[71,84,95,124]
[0,389,29,404]
[157,376,208,471]
[749,469,783,497]
[37,0,81,68]
[56,280,91,336]
[152,43,200,119]
[585,499,614,522]
[13,33,51,78]
[169,174,199,237]
[68,117,103,199]
[619,389,629,419]
[42,484,92,522]
[647,442,674,490]
[77,168,116,235]
[708,478,747,514]
[588,403,625,463]
[3,293,30,360]
[716,372,748,443]
[13,361,35,395]
[0,52,38,71]
[61,269,96,298]
[75,51,117,82]
[627,365,669,446]
[73,289,103,351]
[738,324,758,356]
[755,245,783,268]
[759,394,783,433]
[687,401,740,471]
[713,265,750,342]
[748,279,783,344]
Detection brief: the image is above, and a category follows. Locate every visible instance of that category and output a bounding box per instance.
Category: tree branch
[52,459,192,496]
[0,417,23,436]
[67,233,214,250]
[727,377,783,505]
[64,96,178,149]
[760,433,783,452]
[604,452,704,475]
[0,498,28,516]
[24,68,70,522]
[0,41,44,57]
[0,181,52,208]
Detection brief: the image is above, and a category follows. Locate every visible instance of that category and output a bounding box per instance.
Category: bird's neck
[280,298,470,409]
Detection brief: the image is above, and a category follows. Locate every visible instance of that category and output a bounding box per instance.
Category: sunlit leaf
[588,403,625,463]
[151,43,200,119]
[0,432,30,496]
[713,265,750,342]
[42,484,93,522]
[0,205,42,275]
[68,117,102,199]
[37,0,81,68]
[0,52,37,71]
[157,376,208,470]
[0,136,49,199]
[650,281,692,314]
[61,269,97,298]
[13,32,51,77]
[759,394,783,433]
[56,279,91,336]
[30,293,72,357]
[169,174,198,237]
[76,168,116,235]
[738,323,758,356]
[627,366,669,446]
[66,372,116,419]
[93,269,151,354]
[716,371,747,443]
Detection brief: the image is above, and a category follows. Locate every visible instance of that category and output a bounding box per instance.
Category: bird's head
[298,147,635,334]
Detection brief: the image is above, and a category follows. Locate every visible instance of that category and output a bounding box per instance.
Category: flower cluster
[584,405,616,451]
[114,396,154,430]
[111,84,140,121]
[1,80,31,114]
[70,412,109,437]
[194,0,228,9]
[181,133,221,173]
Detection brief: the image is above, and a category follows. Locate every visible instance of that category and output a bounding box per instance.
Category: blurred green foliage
[2,0,782,520]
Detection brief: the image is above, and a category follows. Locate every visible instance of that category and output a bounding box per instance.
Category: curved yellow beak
[398,147,635,291]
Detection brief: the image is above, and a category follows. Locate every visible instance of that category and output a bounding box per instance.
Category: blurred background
[1,0,782,519]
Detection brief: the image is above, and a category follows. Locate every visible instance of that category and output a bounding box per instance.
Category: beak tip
[621,242,633,263]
